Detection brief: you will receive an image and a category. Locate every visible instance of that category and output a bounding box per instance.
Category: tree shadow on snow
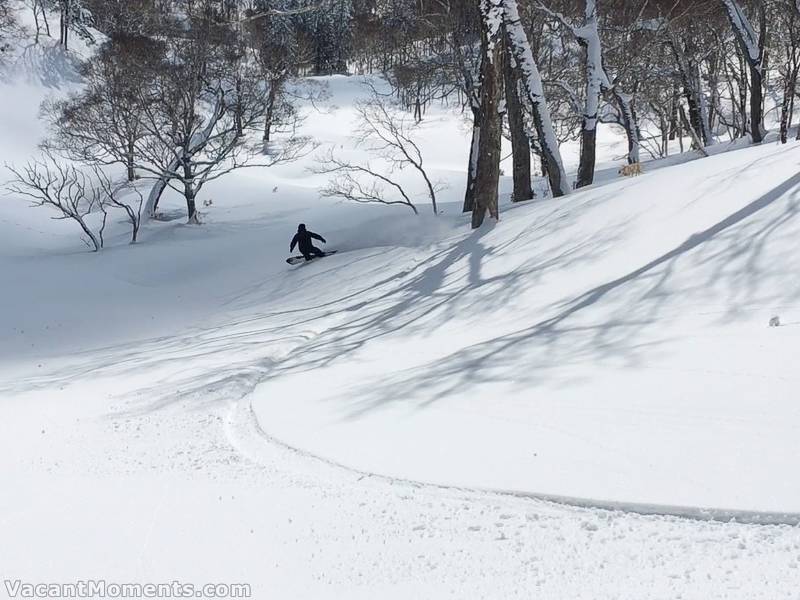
[5,171,800,424]
[306,170,800,418]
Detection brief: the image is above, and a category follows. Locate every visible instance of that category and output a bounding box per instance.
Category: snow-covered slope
[2,28,800,598]
[4,71,798,514]
[249,138,800,517]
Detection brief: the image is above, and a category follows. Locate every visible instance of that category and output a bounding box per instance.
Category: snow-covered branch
[502,0,570,196]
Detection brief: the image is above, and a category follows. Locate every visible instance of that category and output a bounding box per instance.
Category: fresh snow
[1,23,800,599]
[248,135,800,517]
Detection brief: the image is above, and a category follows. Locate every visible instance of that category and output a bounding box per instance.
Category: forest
[1,0,797,235]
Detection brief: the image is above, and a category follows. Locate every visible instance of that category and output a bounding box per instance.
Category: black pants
[302,246,325,261]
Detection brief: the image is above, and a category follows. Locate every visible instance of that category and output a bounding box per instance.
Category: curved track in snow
[232,387,800,527]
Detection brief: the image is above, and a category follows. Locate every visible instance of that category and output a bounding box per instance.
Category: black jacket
[290,226,326,253]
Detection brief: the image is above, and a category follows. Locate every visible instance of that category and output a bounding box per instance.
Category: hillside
[1,15,800,599]
[250,136,800,517]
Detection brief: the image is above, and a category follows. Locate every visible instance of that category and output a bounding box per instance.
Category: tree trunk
[749,62,764,143]
[753,0,767,143]
[462,109,481,213]
[183,162,198,224]
[126,141,135,182]
[679,104,709,156]
[788,73,796,133]
[659,111,669,156]
[503,30,532,203]
[738,54,749,136]
[73,215,101,252]
[503,0,570,197]
[472,0,503,229]
[146,157,180,216]
[707,52,720,132]
[576,127,596,188]
[721,0,765,143]
[779,65,796,144]
[613,88,641,164]
[33,2,41,44]
[185,180,198,223]
[574,1,606,189]
[780,94,790,144]
[61,0,70,50]
[42,3,50,36]
[670,37,712,146]
[146,95,226,217]
[186,193,197,224]
[263,81,277,150]
[684,85,704,145]
[668,86,679,140]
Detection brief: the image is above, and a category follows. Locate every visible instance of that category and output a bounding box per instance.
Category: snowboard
[286,250,337,265]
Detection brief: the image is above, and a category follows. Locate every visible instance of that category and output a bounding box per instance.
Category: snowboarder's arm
[290,234,298,252]
[310,232,326,243]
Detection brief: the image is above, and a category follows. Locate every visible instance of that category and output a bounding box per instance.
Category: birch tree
[503,27,533,203]
[775,2,800,143]
[502,0,570,197]
[720,0,766,143]
[538,1,613,187]
[472,0,504,228]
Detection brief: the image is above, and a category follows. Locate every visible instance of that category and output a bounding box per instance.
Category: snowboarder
[290,223,327,261]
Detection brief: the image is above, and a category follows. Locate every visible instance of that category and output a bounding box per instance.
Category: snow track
[1,290,800,599]
[229,372,800,526]
[248,141,800,516]
[3,49,800,595]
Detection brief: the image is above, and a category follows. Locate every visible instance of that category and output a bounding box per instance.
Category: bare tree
[315,82,440,215]
[316,151,420,214]
[134,31,310,222]
[775,1,800,144]
[93,165,144,243]
[26,0,51,43]
[53,0,95,51]
[0,0,19,56]
[720,0,766,143]
[43,35,160,182]
[5,152,108,251]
